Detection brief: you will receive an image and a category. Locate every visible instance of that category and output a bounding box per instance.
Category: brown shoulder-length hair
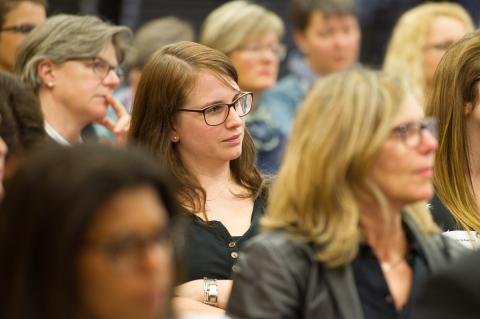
[426,30,480,232]
[129,41,264,216]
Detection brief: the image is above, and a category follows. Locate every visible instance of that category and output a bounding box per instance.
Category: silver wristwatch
[203,277,219,306]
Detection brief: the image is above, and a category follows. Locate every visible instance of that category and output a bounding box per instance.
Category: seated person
[129,41,267,315]
[201,0,286,173]
[384,2,473,105]
[261,0,360,136]
[227,68,465,319]
[0,0,46,73]
[0,143,180,319]
[15,14,131,145]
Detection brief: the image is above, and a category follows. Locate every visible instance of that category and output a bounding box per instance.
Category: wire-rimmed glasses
[391,116,438,148]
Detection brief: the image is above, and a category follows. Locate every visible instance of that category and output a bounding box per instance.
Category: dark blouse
[352,225,429,319]
[183,195,266,282]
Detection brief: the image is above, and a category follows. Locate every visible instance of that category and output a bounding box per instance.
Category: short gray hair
[15,14,132,92]
[200,0,284,54]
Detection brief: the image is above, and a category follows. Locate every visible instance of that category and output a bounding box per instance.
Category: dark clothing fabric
[227,213,467,319]
[352,224,429,319]
[413,250,480,319]
[183,195,266,282]
[429,193,460,231]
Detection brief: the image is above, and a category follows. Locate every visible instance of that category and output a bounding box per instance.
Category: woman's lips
[416,167,433,177]
[222,133,242,144]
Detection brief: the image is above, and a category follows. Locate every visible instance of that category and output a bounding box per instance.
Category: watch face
[208,284,218,294]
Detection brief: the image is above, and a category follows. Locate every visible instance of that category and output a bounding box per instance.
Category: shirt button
[385,295,393,303]
[232,264,240,272]
[228,242,236,248]
[231,251,238,259]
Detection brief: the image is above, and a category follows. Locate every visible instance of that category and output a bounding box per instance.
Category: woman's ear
[170,124,179,143]
[37,60,56,88]
[465,102,474,116]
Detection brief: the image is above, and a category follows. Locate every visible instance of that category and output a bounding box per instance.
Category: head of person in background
[200,0,285,173]
[130,41,263,215]
[15,14,132,145]
[201,0,284,103]
[426,30,480,234]
[228,68,444,318]
[0,143,179,319]
[0,0,46,73]
[290,0,360,77]
[0,70,46,197]
[384,2,473,106]
[117,16,194,113]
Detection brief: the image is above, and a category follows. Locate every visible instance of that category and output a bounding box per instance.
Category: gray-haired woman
[16,14,132,145]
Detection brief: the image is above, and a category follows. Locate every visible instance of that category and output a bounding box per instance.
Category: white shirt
[44,122,82,145]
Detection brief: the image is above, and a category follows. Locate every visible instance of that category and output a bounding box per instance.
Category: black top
[429,193,460,231]
[352,225,429,319]
[183,195,266,282]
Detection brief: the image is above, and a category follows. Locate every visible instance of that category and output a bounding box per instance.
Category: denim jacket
[260,53,317,136]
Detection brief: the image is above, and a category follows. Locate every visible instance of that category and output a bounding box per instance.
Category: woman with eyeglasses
[426,29,480,235]
[201,0,286,174]
[129,41,267,315]
[226,68,465,319]
[15,14,132,145]
[0,0,46,73]
[0,143,179,319]
[383,2,473,106]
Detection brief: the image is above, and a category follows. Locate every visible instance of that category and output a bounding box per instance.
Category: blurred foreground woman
[0,144,179,319]
[227,68,465,319]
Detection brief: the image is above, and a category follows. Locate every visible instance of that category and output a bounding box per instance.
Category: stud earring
[172,136,178,142]
[47,82,54,88]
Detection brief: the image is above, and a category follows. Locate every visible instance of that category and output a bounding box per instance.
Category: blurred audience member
[427,30,480,233]
[384,2,473,105]
[358,0,479,68]
[94,16,194,142]
[0,143,179,319]
[15,14,132,145]
[261,0,360,136]
[0,70,46,197]
[201,0,285,173]
[227,68,463,319]
[118,16,194,112]
[0,0,46,73]
[129,41,267,315]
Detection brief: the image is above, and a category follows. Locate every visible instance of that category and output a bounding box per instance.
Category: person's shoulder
[444,250,480,278]
[243,230,316,265]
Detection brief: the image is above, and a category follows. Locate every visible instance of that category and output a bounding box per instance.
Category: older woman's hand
[97,95,131,145]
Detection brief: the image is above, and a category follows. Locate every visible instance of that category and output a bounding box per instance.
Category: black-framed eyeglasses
[66,56,124,81]
[177,92,253,126]
[391,116,438,148]
[0,24,36,34]
[84,228,171,271]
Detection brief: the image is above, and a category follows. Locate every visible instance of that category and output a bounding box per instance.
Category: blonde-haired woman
[427,30,480,234]
[201,0,286,173]
[384,2,473,105]
[227,68,465,319]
